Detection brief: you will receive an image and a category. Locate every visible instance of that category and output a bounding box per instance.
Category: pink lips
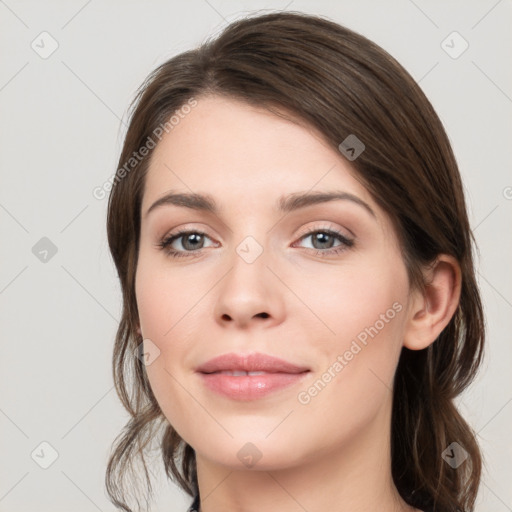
[196,352,310,401]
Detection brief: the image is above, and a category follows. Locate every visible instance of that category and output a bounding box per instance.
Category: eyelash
[157,226,354,259]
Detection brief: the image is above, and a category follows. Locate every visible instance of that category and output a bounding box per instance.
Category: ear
[136,324,142,336]
[403,254,462,350]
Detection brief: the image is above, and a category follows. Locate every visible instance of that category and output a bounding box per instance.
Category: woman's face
[136,95,412,470]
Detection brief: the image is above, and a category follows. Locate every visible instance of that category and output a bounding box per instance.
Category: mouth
[196,352,310,401]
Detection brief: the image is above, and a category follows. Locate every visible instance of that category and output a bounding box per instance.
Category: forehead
[142,95,374,213]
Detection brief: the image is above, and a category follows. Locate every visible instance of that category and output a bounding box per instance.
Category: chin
[193,434,306,471]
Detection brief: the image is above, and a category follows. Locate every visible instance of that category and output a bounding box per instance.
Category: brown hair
[105,11,485,512]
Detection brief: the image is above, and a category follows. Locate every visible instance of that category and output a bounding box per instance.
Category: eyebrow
[144,190,376,219]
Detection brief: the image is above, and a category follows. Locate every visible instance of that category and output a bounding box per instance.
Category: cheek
[135,270,173,337]
[135,254,201,341]
[135,269,207,400]
[135,261,202,442]
[293,299,406,452]
[305,257,408,399]
[313,256,407,339]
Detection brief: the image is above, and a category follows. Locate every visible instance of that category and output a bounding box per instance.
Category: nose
[213,243,285,330]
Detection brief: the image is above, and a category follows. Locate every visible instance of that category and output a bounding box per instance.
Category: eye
[158,229,217,258]
[293,227,354,257]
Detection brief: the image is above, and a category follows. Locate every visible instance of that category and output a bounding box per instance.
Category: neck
[194,397,416,512]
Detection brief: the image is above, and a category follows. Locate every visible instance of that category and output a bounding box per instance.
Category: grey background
[0,1,511,511]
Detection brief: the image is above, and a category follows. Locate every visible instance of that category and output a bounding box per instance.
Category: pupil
[314,232,333,249]
[184,233,202,250]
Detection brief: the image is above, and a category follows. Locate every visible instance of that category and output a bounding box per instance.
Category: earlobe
[403,255,462,351]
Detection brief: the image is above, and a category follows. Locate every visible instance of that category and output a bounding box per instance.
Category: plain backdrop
[1,1,511,511]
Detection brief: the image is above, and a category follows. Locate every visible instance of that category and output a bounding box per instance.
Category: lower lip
[198,372,309,400]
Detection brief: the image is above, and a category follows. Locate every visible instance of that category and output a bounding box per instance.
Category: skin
[135,95,461,512]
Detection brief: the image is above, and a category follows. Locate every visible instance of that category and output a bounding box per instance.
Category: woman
[105,11,485,512]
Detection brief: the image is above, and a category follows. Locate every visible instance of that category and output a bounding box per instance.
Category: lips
[196,352,310,400]
[196,352,309,375]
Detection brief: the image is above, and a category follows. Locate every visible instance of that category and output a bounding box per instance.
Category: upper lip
[196,352,310,374]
